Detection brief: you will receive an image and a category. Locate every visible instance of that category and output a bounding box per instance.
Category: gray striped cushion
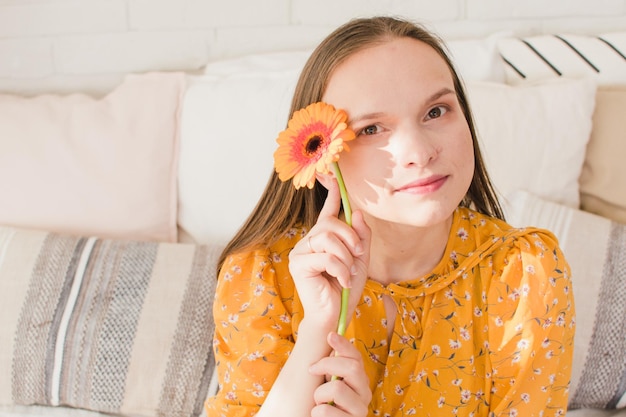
[497,32,626,85]
[0,226,222,417]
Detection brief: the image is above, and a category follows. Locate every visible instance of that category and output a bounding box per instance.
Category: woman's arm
[254,319,332,416]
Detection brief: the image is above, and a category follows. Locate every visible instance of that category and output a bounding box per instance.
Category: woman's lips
[395,175,448,194]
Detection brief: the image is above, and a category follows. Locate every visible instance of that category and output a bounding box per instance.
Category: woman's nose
[393,125,439,167]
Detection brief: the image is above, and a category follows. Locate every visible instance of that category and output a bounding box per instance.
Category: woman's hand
[309,332,372,417]
[288,179,371,334]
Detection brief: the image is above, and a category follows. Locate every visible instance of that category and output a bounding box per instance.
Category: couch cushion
[506,190,626,410]
[178,53,305,245]
[579,86,626,224]
[0,72,185,242]
[466,77,596,211]
[0,226,221,417]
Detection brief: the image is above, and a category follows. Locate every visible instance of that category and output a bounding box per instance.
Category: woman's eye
[360,125,379,135]
[426,106,447,120]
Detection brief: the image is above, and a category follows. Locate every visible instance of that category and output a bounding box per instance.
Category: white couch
[0,31,625,417]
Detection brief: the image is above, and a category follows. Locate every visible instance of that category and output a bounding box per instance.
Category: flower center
[305,135,322,155]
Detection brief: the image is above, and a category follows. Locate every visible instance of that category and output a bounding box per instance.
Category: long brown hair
[217,16,503,272]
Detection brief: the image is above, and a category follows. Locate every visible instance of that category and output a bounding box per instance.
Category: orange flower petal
[273,102,355,189]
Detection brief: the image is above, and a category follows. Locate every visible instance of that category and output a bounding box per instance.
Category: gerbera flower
[273,102,355,190]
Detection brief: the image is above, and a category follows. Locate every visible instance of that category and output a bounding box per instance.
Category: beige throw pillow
[579,86,626,224]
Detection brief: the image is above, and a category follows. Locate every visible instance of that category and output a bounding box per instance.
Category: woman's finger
[312,379,370,417]
[310,180,365,259]
[327,333,372,400]
[309,333,372,414]
[350,210,370,261]
[318,178,342,220]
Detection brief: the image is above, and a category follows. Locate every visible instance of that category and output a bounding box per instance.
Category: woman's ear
[315,170,336,190]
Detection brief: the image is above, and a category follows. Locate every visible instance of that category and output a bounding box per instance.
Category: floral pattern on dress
[205,208,575,417]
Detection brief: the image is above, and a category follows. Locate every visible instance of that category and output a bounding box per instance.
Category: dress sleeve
[487,230,576,417]
[205,243,300,417]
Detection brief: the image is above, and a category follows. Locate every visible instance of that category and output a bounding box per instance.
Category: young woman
[205,16,575,417]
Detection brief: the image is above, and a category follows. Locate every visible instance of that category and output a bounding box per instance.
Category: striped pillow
[0,226,222,417]
[497,32,626,85]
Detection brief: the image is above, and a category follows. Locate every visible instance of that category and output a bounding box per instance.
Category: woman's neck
[366,215,453,286]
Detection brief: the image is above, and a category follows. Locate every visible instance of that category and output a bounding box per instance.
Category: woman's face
[321,37,475,229]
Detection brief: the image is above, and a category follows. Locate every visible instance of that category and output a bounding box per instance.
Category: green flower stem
[331,161,351,338]
[330,162,351,389]
[332,162,352,228]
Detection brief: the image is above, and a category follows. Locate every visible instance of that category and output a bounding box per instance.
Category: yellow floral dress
[205,208,576,417]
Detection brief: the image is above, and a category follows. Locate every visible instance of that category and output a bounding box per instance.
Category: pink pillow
[0,72,185,242]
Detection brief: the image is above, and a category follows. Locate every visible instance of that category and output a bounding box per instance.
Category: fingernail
[354,243,363,255]
[350,264,358,275]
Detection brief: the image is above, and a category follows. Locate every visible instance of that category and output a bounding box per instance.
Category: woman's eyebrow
[348,112,386,125]
[426,87,455,103]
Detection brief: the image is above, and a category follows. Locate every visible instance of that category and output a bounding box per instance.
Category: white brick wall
[54,31,213,74]
[0,0,624,95]
[467,0,625,19]
[291,0,462,26]
[0,1,127,38]
[129,0,290,29]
